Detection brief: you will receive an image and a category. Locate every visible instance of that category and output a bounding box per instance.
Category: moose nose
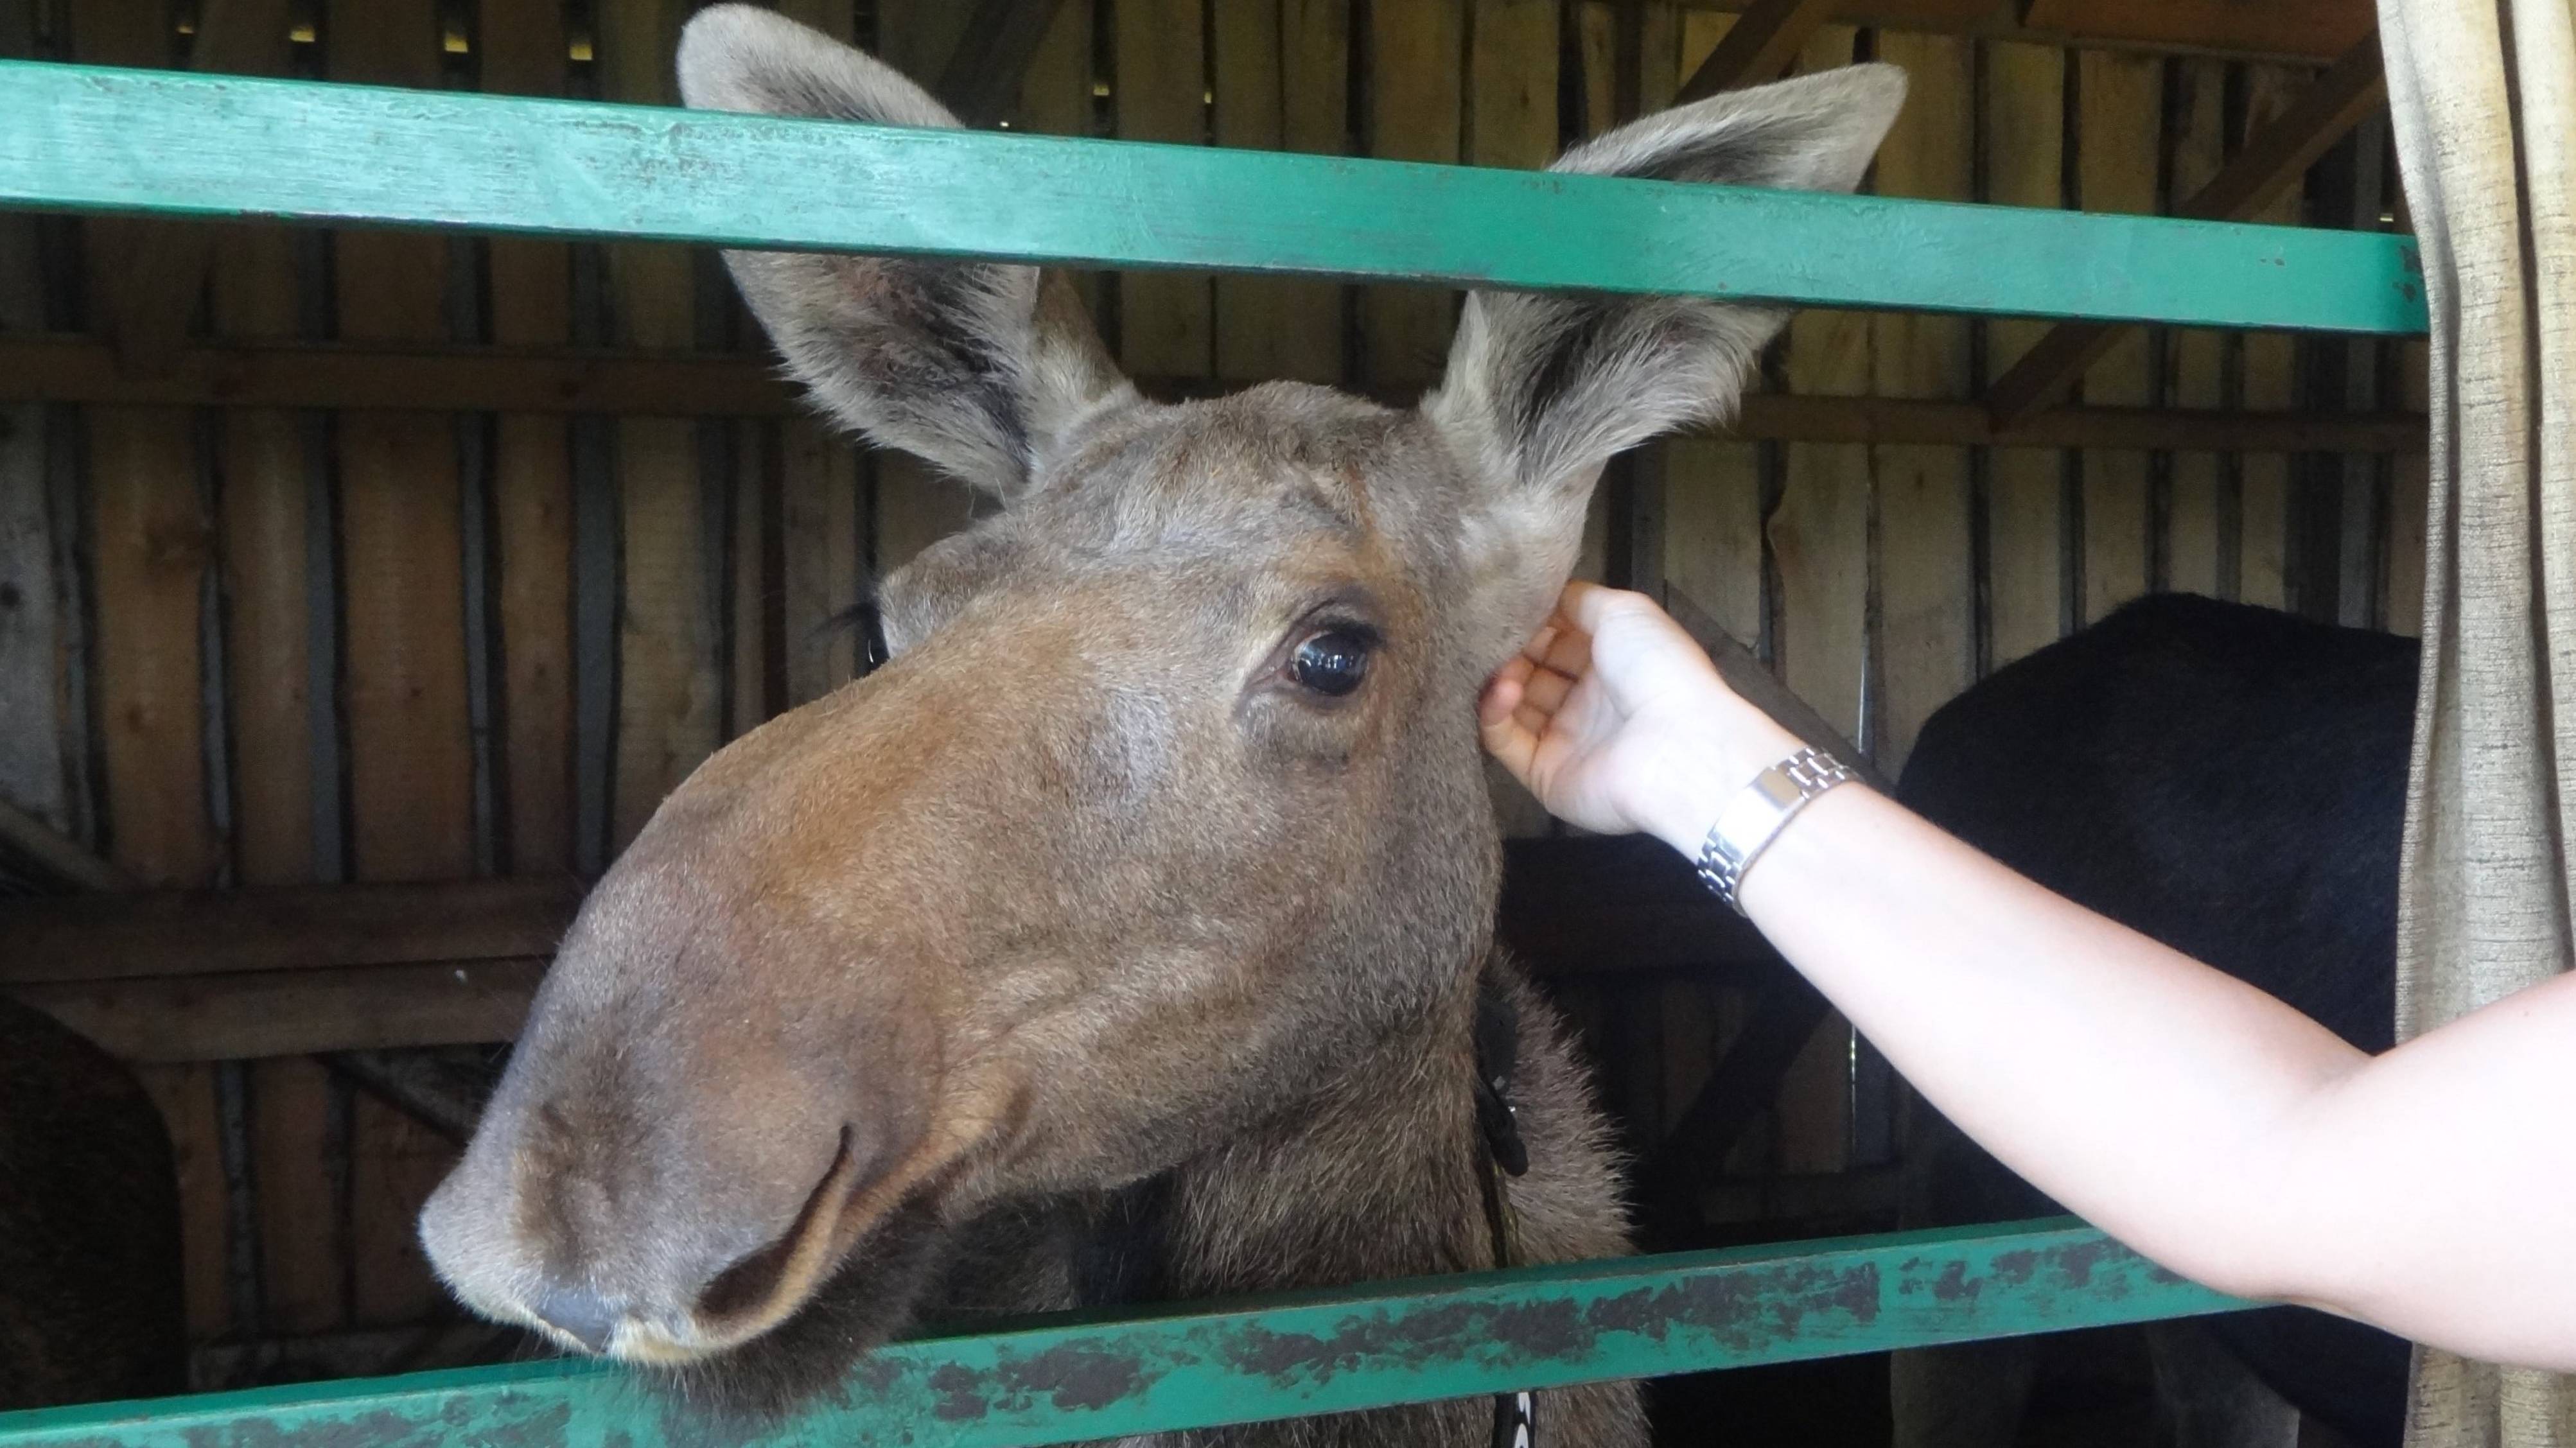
[531,1284,624,1354]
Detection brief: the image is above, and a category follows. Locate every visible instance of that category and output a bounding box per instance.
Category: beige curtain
[2379,1,2576,1443]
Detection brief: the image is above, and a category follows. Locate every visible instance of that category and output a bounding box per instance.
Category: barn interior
[0,0,2415,1444]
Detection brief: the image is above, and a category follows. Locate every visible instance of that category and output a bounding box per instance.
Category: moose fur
[419,12,1906,1444]
[1889,593,2416,1448]
[0,997,186,1411]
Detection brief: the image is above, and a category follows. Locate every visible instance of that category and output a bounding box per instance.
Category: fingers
[1478,662,1527,726]
[1478,696,1540,783]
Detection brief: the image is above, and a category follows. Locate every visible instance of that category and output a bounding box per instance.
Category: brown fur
[0,999,186,1410]
[420,13,1905,1444]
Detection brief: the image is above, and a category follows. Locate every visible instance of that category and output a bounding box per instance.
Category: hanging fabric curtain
[2377,0,2576,1442]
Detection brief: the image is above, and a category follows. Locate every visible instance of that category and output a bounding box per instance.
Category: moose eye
[1290,628,1373,697]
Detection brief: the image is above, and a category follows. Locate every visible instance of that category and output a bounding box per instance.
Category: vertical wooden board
[2238,64,2306,614]
[349,1094,461,1325]
[1471,0,1556,170]
[2164,59,2228,600]
[88,427,220,887]
[2385,336,2429,636]
[780,420,862,706]
[1117,0,1213,379]
[0,0,57,830]
[1982,42,2067,670]
[1214,0,1348,385]
[1766,25,1858,1182]
[483,0,575,875]
[328,0,473,885]
[1364,0,1463,392]
[1636,1,1679,112]
[1773,28,1867,740]
[731,422,772,735]
[215,229,311,890]
[133,1063,233,1341]
[1676,10,1731,87]
[1868,31,1972,776]
[611,419,723,851]
[76,0,218,889]
[599,0,720,857]
[250,1056,343,1334]
[874,453,977,575]
[2076,48,2159,625]
[1013,0,1103,321]
[1663,439,1764,643]
[1576,2,1615,135]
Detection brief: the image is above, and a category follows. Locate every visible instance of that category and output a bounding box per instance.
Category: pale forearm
[1650,749,2367,1302]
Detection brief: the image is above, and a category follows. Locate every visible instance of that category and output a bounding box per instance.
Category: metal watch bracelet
[1694,746,1857,915]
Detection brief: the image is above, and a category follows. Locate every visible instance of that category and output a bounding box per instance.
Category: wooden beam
[0,875,580,985]
[0,795,138,891]
[2019,0,2372,63]
[1674,0,1837,102]
[86,0,297,376]
[1985,35,2388,428]
[13,959,544,1061]
[933,0,1071,127]
[0,336,2428,455]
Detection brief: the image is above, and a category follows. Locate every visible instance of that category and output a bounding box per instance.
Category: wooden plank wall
[0,0,2416,1374]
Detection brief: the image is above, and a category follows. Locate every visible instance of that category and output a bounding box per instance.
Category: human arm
[1480,580,2576,1370]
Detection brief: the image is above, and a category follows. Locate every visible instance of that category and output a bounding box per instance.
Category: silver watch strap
[1695,746,1856,914]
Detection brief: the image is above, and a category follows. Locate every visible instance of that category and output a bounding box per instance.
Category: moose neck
[1139,966,1497,1304]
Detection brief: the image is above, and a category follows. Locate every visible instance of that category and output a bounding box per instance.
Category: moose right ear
[676,4,1134,498]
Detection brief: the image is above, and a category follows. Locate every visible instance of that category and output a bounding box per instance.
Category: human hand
[1477,582,1803,854]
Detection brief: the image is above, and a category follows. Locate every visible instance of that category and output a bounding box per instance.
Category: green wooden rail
[0,61,2427,335]
[0,53,2326,1448]
[0,1221,2247,1448]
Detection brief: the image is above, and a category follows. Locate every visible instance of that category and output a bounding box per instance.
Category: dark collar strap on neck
[1473,976,1536,1448]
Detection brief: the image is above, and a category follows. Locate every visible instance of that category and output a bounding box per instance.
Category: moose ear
[676,4,1134,497]
[1424,64,1906,643]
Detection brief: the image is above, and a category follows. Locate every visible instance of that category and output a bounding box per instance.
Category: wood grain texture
[1214,0,1349,385]
[2164,58,2227,600]
[1869,30,1972,776]
[1764,23,1858,1182]
[13,960,544,1061]
[600,0,720,857]
[2075,48,2158,626]
[0,0,60,834]
[327,0,471,885]
[780,418,863,706]
[1010,0,1101,318]
[1116,0,1212,379]
[873,451,977,574]
[3,65,2429,335]
[1363,0,1463,392]
[249,1056,346,1334]
[2238,64,2305,612]
[2020,0,2374,63]
[482,0,575,876]
[131,1062,233,1338]
[1982,40,2067,670]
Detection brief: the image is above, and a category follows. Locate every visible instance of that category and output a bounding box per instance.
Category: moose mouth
[654,1190,959,1423]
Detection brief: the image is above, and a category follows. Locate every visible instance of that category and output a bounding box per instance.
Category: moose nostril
[530,1285,623,1354]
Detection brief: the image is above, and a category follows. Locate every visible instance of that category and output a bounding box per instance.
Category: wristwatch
[1695,746,1856,914]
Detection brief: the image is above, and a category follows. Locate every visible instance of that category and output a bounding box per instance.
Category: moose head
[421,3,1902,1411]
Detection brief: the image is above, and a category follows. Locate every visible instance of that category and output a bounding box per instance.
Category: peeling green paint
[0,1221,2249,1448]
[0,61,2425,335]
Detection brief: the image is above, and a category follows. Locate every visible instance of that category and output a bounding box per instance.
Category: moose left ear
[1425,64,1906,649]
[677,4,1132,498]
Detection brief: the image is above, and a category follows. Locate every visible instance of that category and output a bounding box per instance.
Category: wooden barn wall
[0,0,2425,1381]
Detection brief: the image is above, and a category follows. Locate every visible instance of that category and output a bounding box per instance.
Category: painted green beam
[0,1220,2247,1448]
[1,62,2425,335]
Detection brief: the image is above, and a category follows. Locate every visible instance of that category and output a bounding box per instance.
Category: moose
[1889,592,2418,1448]
[0,996,186,1411]
[418,7,1907,1440]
